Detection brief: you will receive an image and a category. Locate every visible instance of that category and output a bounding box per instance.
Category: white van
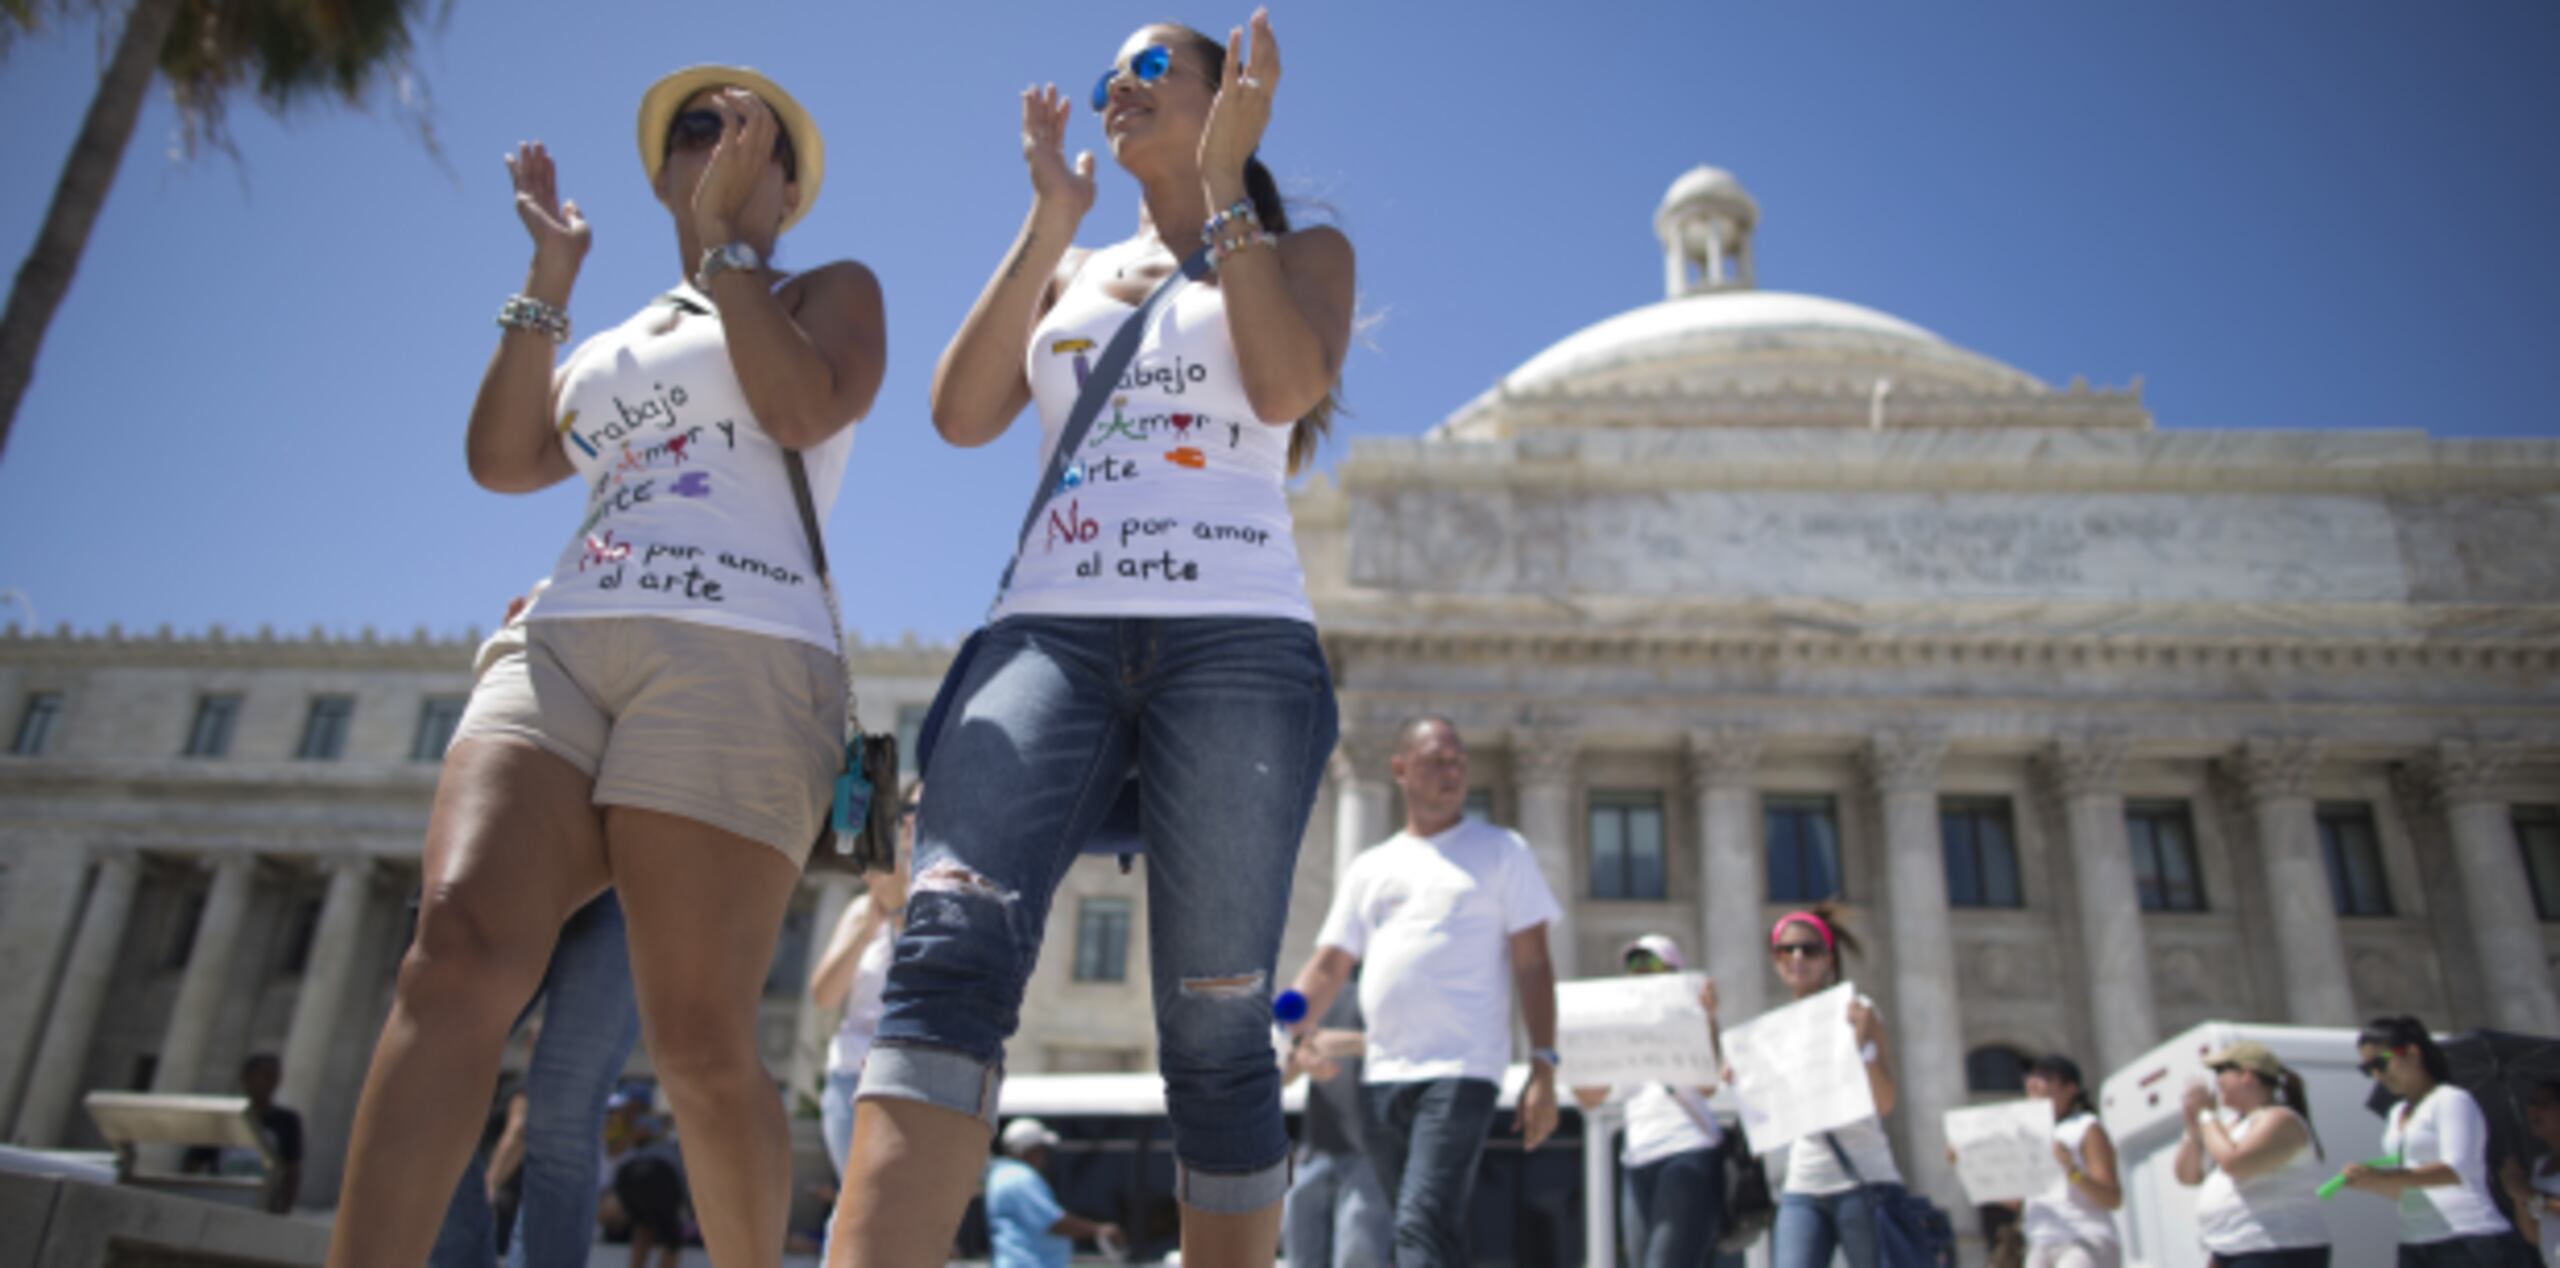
[2100,1022,2398,1268]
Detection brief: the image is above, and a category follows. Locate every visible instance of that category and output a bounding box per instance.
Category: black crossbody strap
[656,284,864,737]
[1824,1131,1867,1187]
[990,246,1212,606]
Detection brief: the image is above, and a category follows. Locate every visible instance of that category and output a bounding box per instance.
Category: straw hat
[635,65,824,233]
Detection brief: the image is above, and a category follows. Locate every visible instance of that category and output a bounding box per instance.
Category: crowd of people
[284,9,2553,1267]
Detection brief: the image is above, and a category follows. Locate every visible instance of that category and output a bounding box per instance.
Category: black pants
[2397,1234,2536,1268]
[2216,1248,2331,1268]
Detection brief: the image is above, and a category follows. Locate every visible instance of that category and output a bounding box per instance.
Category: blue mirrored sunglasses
[1092,44,1173,112]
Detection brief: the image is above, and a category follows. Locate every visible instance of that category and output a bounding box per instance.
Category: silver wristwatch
[695,241,762,290]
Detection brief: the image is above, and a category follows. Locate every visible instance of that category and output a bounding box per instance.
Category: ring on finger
[1240,74,1263,88]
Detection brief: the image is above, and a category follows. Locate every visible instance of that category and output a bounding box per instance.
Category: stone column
[278,856,377,1115]
[2227,738,2355,1025]
[2040,736,2160,1071]
[12,850,142,1146]
[152,854,262,1095]
[0,845,93,1126]
[1329,729,1399,890]
[2426,741,2560,1035]
[1865,728,1966,1216]
[1511,724,1581,979]
[1686,726,1766,1022]
[788,874,863,1111]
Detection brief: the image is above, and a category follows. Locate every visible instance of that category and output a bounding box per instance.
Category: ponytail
[1167,24,1339,475]
[2276,1065,2324,1160]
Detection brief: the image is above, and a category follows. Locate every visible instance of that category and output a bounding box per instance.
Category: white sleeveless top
[2196,1107,2330,1253]
[824,920,895,1077]
[992,239,1313,623]
[536,278,854,651]
[2022,1111,2119,1248]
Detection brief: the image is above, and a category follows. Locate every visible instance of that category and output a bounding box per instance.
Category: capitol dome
[1438,166,2142,437]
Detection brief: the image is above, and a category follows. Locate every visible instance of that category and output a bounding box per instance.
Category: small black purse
[912,247,1212,863]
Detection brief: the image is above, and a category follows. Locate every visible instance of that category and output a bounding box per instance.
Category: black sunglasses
[899,801,921,818]
[2358,1055,2393,1078]
[665,108,797,181]
[1773,941,1829,959]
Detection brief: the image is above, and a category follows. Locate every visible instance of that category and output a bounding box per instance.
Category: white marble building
[2,167,2557,1226]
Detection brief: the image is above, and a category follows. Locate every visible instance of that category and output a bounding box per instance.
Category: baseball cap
[1621,934,1686,970]
[1000,1117,1061,1156]
[2203,1040,2284,1080]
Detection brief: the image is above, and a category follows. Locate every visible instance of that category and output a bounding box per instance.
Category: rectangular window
[895,703,930,778]
[1765,796,1842,904]
[2126,801,2208,913]
[1074,897,1132,982]
[410,697,467,762]
[1464,788,1497,824]
[1942,798,2023,909]
[1589,791,1667,900]
[183,694,242,758]
[297,695,355,761]
[2516,806,2560,923]
[10,691,61,756]
[2318,804,2393,917]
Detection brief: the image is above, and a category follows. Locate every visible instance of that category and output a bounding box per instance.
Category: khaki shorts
[452,616,846,866]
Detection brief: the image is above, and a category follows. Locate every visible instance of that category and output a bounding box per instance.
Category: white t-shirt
[1316,820,1564,1084]
[1617,1083,1723,1169]
[1780,993,1903,1195]
[2195,1107,2331,1254]
[2023,1111,2120,1248]
[993,240,1313,624]
[824,920,895,1077]
[2380,1085,2513,1244]
[536,280,854,652]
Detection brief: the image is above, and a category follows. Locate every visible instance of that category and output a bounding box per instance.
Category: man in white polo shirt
[1283,715,1564,1267]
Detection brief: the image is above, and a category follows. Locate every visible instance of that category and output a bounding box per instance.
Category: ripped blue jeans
[858,615,1337,1214]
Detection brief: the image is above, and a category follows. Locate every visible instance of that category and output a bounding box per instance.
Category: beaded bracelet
[1200,198,1262,248]
[495,294,570,343]
[1208,227,1278,269]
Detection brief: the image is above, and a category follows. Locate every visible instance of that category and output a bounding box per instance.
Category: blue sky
[0,0,2554,645]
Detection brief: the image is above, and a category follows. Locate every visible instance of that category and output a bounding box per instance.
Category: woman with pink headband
[1731,905,1909,1268]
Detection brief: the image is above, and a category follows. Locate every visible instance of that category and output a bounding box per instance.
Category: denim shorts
[857,615,1337,1214]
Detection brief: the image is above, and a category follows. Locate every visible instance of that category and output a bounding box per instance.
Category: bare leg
[606,807,802,1268]
[626,1227,652,1268]
[825,1097,995,1267]
[325,739,608,1268]
[1180,1204,1284,1268]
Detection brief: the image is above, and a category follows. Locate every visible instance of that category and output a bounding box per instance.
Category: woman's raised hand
[1199,8,1279,189]
[690,87,779,243]
[506,141,589,267]
[1021,84,1094,223]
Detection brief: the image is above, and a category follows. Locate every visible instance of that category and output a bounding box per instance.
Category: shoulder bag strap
[1823,1130,1868,1188]
[989,246,1212,607]
[656,284,868,739]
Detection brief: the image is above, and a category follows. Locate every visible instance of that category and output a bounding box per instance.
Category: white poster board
[1722,981,1875,1153]
[1944,1098,2061,1205]
[1555,973,1716,1089]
